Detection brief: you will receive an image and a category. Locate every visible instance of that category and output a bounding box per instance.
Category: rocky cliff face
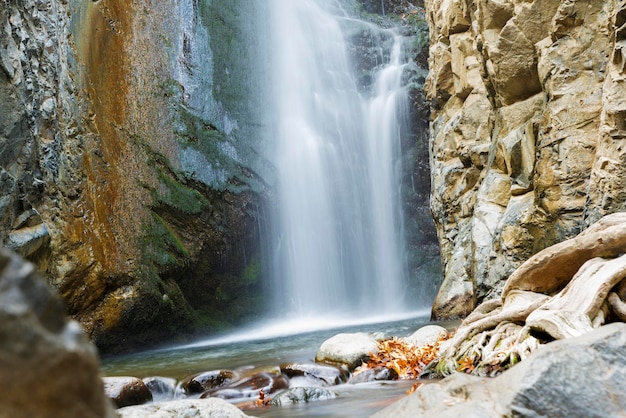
[425,0,626,319]
[0,0,272,353]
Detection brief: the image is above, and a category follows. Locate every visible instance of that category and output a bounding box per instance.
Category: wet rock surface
[200,371,289,401]
[269,387,338,406]
[180,370,238,395]
[103,376,153,408]
[142,376,177,401]
[280,362,349,386]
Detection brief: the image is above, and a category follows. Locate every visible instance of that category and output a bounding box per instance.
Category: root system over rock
[426,212,626,377]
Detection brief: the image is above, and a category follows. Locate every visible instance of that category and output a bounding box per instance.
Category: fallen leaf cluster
[358,334,451,380]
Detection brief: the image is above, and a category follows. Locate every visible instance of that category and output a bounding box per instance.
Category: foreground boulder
[373,322,626,417]
[117,399,251,417]
[0,249,114,417]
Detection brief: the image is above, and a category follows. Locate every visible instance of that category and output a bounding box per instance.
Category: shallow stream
[102,313,455,417]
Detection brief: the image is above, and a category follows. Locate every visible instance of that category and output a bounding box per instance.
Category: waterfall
[269,0,413,320]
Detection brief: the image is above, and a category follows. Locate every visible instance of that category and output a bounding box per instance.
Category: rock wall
[425,0,626,319]
[0,0,272,353]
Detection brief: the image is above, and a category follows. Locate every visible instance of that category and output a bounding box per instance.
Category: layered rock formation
[0,0,272,353]
[425,0,626,319]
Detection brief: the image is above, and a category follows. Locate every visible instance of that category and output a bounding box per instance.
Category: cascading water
[269,0,417,321]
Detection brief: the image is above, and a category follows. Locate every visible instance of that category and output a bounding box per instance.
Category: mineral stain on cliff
[1,0,271,354]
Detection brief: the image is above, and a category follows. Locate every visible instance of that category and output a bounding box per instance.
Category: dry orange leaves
[359,333,451,380]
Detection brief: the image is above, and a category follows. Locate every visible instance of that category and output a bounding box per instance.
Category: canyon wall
[425,0,626,319]
[0,0,272,353]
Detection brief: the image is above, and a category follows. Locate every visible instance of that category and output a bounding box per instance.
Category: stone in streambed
[348,366,398,384]
[201,371,289,401]
[315,332,379,370]
[103,376,153,408]
[142,376,177,401]
[180,369,238,394]
[270,387,337,406]
[280,362,348,386]
[117,398,251,417]
[402,325,449,347]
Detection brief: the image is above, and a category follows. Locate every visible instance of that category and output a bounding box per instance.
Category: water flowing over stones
[426,0,626,319]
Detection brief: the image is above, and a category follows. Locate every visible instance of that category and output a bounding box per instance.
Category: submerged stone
[180,370,237,394]
[348,366,398,384]
[200,372,289,401]
[280,362,348,386]
[270,387,337,406]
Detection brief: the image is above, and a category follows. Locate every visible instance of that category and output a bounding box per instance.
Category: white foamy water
[268,0,412,318]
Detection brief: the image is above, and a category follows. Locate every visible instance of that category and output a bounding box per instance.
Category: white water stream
[269,0,412,319]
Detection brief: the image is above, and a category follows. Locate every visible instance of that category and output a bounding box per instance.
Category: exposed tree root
[426,212,626,378]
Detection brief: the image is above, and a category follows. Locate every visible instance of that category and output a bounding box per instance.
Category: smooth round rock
[103,376,153,408]
[280,362,348,386]
[117,398,251,417]
[201,372,289,401]
[403,325,449,347]
[180,370,237,394]
[315,332,379,370]
[270,387,337,405]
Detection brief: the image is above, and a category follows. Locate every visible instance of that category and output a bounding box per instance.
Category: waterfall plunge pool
[102,313,457,417]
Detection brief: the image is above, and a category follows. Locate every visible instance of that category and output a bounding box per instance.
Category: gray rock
[402,325,449,347]
[315,332,379,370]
[270,387,337,406]
[117,398,251,417]
[6,222,49,257]
[372,322,626,417]
[348,366,398,383]
[103,376,153,408]
[180,370,238,394]
[280,362,348,386]
[0,248,115,417]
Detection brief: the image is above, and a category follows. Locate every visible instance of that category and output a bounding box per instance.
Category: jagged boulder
[0,249,114,417]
